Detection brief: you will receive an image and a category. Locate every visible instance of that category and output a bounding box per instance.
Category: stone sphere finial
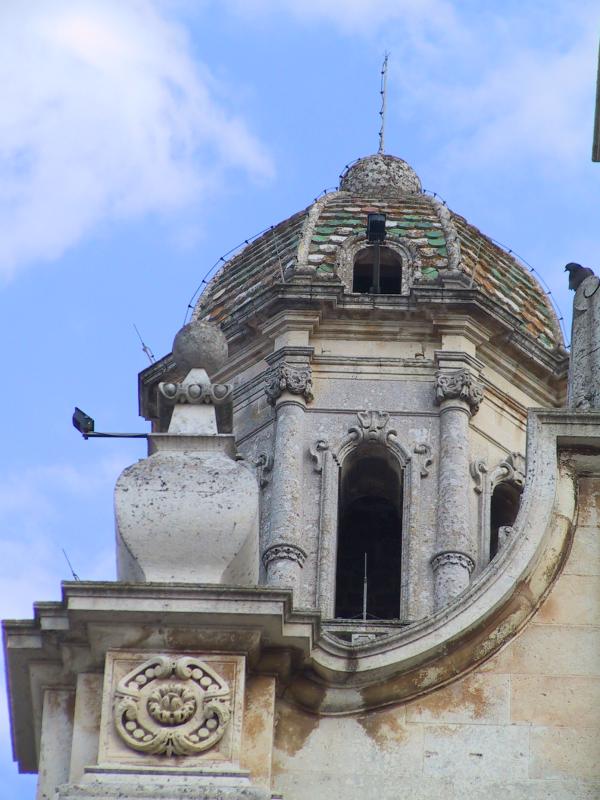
[172,320,228,376]
[339,154,422,197]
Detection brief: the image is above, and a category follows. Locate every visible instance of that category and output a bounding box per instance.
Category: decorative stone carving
[159,381,233,405]
[498,525,513,549]
[431,550,476,607]
[431,551,475,574]
[335,234,419,295]
[265,363,313,406]
[344,410,397,449]
[471,452,525,569]
[435,369,483,413]
[495,452,526,488]
[470,458,488,493]
[310,439,329,473]
[413,442,433,478]
[430,195,461,272]
[255,452,273,488]
[113,655,231,758]
[262,543,307,568]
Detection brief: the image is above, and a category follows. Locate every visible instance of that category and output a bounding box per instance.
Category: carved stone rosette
[113,655,231,757]
[159,381,233,405]
[262,543,307,569]
[435,369,483,414]
[265,364,314,406]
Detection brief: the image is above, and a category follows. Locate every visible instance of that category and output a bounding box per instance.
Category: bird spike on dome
[339,153,422,197]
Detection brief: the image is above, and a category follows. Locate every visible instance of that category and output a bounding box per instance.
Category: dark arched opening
[335,446,403,619]
[490,482,522,559]
[352,246,402,294]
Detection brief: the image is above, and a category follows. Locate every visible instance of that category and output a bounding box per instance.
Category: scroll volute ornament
[113,655,231,757]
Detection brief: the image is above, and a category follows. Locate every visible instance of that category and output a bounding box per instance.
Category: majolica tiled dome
[195,154,562,352]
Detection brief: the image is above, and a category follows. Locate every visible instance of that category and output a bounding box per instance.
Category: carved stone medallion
[113,655,231,757]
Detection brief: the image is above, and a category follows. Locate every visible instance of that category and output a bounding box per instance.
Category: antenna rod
[62,548,80,581]
[378,53,389,155]
[362,552,368,622]
[133,324,155,364]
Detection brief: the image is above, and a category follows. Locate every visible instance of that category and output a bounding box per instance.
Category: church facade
[4,154,600,799]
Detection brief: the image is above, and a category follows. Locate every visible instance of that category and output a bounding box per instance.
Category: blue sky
[0,1,598,796]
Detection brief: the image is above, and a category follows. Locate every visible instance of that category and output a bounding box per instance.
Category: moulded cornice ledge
[285,409,599,714]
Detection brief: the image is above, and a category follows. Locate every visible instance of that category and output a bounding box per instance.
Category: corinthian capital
[435,369,483,413]
[265,363,314,406]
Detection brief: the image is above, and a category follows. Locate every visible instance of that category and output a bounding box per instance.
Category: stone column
[263,349,313,595]
[432,365,483,609]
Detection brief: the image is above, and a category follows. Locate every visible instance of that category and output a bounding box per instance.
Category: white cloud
[229,0,598,173]
[0,0,273,279]
[391,5,598,173]
[0,454,128,620]
[227,0,461,41]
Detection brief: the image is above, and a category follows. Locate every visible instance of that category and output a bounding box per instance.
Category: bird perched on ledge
[565,262,595,291]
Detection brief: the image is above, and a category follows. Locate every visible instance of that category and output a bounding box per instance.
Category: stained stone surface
[339,153,423,196]
[115,435,259,585]
[173,320,228,376]
[568,272,600,410]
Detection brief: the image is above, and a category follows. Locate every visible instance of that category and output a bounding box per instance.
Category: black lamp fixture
[72,407,147,440]
[366,212,387,243]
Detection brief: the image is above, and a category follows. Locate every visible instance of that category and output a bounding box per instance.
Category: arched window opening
[352,247,402,294]
[490,482,522,560]
[335,446,403,620]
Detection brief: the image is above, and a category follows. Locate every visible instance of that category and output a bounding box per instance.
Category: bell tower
[5,152,600,800]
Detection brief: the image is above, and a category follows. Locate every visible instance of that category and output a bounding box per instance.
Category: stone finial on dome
[339,153,422,196]
[172,319,228,376]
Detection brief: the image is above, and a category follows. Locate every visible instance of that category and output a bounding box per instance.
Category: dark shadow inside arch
[490,481,522,559]
[335,445,403,619]
[352,246,402,294]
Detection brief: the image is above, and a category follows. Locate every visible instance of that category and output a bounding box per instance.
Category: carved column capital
[265,363,314,406]
[435,369,483,414]
[431,550,475,575]
[262,543,307,569]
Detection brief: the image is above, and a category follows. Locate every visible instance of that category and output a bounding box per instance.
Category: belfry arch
[335,443,403,619]
[312,410,427,624]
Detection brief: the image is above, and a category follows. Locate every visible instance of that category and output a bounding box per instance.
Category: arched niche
[312,411,428,623]
[352,246,403,294]
[490,480,523,559]
[335,236,420,296]
[336,443,403,619]
[471,452,526,569]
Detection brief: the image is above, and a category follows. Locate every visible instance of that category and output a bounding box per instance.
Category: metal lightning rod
[362,552,368,622]
[378,53,389,155]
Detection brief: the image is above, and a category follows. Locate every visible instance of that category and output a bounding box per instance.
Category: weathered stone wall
[271,475,600,799]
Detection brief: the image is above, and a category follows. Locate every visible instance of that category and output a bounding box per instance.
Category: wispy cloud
[230,0,598,174]
[0,454,128,620]
[0,0,274,280]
